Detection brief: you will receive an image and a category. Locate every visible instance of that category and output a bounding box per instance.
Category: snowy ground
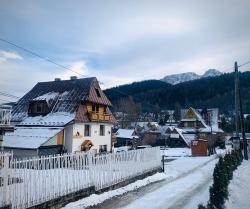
[63,150,220,209]
[161,148,191,157]
[225,159,250,209]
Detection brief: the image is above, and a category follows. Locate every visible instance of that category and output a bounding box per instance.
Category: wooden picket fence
[0,147,161,209]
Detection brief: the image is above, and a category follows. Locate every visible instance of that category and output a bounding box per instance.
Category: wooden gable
[87,79,112,106]
[184,108,199,120]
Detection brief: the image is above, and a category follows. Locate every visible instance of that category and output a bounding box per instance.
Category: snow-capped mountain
[202,69,222,78]
[161,69,222,85]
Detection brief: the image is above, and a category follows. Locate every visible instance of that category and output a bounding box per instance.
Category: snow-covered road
[225,159,250,209]
[63,156,218,209]
[104,158,216,209]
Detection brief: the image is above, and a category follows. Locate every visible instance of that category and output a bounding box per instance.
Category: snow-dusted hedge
[198,150,243,209]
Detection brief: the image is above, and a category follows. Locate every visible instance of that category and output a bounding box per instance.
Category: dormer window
[36,103,43,113]
[28,101,50,116]
[95,88,101,97]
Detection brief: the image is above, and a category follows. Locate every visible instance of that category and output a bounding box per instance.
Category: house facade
[3,77,116,158]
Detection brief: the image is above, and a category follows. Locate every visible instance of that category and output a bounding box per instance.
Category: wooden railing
[88,111,111,122]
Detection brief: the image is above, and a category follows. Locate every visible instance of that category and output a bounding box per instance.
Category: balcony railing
[88,111,111,122]
[0,106,11,127]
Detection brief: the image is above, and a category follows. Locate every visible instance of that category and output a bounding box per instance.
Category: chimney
[70,76,77,80]
[54,78,61,81]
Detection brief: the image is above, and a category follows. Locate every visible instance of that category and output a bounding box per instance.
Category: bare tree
[116,96,141,128]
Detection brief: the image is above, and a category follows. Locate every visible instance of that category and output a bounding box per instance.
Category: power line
[0,91,20,99]
[0,98,15,103]
[238,60,250,68]
[0,37,86,77]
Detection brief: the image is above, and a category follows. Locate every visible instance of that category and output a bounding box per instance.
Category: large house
[3,77,116,158]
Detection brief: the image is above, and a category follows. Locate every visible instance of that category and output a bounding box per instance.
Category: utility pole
[234,62,240,150]
[235,61,248,160]
[235,63,240,137]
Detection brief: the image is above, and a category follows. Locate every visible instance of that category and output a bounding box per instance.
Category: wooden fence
[0,147,161,209]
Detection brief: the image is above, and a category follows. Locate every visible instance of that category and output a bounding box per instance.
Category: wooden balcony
[88,111,111,122]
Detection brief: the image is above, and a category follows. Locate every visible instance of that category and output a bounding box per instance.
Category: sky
[1,0,250,102]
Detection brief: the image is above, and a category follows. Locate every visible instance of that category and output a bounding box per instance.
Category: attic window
[95,88,101,97]
[28,101,49,116]
[36,103,43,113]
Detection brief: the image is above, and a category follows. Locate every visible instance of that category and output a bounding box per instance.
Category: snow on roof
[116,129,138,139]
[171,128,196,147]
[19,112,74,127]
[3,127,62,149]
[182,134,196,145]
[190,107,209,128]
[33,92,60,103]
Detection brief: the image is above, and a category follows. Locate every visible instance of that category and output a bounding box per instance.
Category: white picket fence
[0,147,161,209]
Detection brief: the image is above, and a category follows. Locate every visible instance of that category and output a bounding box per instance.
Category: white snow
[119,159,216,209]
[161,70,221,85]
[3,127,62,149]
[62,173,166,209]
[33,92,59,103]
[225,159,250,209]
[162,148,191,157]
[116,129,138,139]
[20,112,74,126]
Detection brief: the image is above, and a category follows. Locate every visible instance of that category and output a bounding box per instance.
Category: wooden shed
[191,139,208,156]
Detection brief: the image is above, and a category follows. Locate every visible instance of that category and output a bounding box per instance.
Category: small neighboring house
[179,107,223,134]
[168,127,196,147]
[115,129,139,147]
[3,77,116,158]
[178,107,224,145]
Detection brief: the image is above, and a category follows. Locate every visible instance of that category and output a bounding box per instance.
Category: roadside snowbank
[62,172,166,209]
[225,159,250,209]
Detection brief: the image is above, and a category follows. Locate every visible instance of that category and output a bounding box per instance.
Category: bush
[198,150,243,209]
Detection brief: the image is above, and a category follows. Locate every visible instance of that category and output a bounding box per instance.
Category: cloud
[1,0,250,95]
[0,50,23,63]
[59,61,89,80]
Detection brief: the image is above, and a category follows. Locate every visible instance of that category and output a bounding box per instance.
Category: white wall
[64,124,73,153]
[72,122,112,153]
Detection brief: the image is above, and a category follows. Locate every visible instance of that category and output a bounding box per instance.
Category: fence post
[2,153,10,206]
[162,155,165,172]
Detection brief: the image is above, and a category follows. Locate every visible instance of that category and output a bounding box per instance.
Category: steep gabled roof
[11,77,112,122]
[182,107,208,128]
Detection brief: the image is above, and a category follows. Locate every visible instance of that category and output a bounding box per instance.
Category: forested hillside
[104,71,250,113]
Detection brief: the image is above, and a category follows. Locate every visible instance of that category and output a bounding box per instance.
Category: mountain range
[161,69,222,85]
[104,71,250,113]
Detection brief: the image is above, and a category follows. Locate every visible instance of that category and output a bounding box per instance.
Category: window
[92,104,99,112]
[36,103,43,113]
[84,125,91,136]
[99,145,107,153]
[95,88,101,97]
[100,125,105,136]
